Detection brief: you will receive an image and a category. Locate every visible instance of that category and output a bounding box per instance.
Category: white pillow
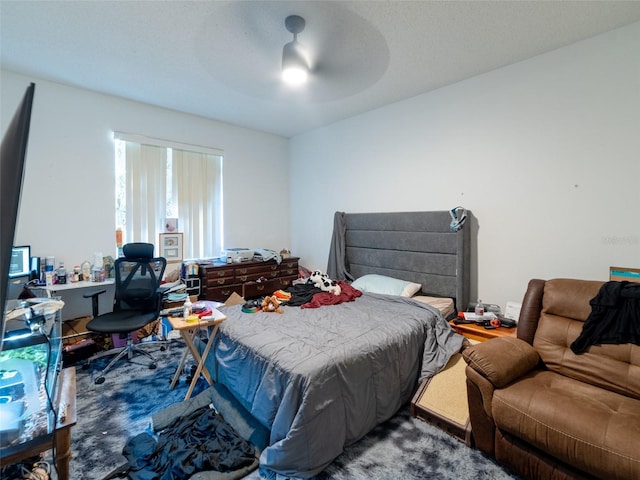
[351,274,421,297]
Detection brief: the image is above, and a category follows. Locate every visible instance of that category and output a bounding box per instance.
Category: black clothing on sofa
[570,281,640,354]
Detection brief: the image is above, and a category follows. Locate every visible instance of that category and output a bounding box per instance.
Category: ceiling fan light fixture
[282,40,308,85]
[282,15,309,85]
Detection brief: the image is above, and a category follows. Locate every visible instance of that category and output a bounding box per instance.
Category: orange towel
[273,289,292,301]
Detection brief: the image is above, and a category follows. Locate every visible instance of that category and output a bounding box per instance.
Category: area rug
[66,337,198,480]
[63,337,519,480]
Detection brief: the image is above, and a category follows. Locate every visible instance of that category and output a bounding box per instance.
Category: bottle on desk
[91,266,105,282]
[81,261,91,282]
[183,298,192,319]
[475,299,484,317]
[57,263,67,284]
[71,265,81,282]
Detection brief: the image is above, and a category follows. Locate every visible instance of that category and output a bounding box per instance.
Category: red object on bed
[301,281,362,308]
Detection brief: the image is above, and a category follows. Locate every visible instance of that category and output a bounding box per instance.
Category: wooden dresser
[197,257,299,301]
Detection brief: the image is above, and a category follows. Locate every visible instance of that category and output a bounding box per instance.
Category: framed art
[159,232,183,262]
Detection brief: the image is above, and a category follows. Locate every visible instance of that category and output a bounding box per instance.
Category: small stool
[167,309,227,400]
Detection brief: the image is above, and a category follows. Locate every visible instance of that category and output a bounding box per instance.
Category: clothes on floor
[122,405,256,480]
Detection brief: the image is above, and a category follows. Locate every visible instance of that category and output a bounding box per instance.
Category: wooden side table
[0,367,77,480]
[449,320,517,342]
[167,309,226,400]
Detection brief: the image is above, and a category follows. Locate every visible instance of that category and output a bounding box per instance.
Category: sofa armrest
[517,278,546,344]
[465,366,497,454]
[462,337,540,388]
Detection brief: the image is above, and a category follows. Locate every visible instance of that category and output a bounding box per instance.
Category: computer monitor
[8,245,30,279]
[1,83,35,348]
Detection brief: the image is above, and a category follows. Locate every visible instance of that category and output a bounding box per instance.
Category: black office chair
[83,242,167,384]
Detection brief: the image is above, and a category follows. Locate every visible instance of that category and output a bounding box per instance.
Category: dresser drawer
[235,262,279,276]
[280,265,298,277]
[280,258,298,268]
[201,284,243,302]
[204,275,235,287]
[242,279,280,298]
[202,266,235,280]
[280,259,298,275]
[235,270,279,283]
[278,275,298,290]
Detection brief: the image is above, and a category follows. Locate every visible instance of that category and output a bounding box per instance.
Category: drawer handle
[222,289,230,295]
[256,285,265,291]
[216,271,225,277]
[238,275,247,282]
[239,268,247,274]
[217,279,225,285]
[270,265,277,270]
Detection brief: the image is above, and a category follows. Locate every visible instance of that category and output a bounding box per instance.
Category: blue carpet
[67,337,518,480]
[70,337,205,479]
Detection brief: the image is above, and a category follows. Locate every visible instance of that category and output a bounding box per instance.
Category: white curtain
[172,149,222,259]
[124,142,167,253]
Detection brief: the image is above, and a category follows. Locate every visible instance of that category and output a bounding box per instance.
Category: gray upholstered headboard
[328,210,470,312]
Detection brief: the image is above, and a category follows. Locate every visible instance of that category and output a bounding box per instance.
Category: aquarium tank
[0,298,63,455]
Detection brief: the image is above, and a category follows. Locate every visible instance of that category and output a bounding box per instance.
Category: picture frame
[159,232,183,262]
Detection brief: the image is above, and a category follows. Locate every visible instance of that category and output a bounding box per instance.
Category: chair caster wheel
[149,363,157,369]
[160,345,166,351]
[95,376,105,385]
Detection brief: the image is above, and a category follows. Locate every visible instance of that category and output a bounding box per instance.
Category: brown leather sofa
[463,278,640,480]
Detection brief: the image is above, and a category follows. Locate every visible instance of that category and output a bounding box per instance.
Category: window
[114,133,223,260]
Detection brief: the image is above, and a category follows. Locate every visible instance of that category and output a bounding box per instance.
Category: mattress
[412,295,456,319]
[210,292,464,478]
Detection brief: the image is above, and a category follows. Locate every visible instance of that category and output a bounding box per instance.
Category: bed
[209,210,471,479]
[327,210,470,313]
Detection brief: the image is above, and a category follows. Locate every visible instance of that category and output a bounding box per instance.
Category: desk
[35,280,115,321]
[1,367,77,480]
[167,309,226,400]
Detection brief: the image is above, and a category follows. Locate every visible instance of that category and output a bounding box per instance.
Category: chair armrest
[462,337,540,388]
[82,289,107,318]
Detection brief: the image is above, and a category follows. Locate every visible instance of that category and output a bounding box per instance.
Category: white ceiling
[2,1,640,138]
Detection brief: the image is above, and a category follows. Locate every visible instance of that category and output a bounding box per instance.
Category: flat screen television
[8,245,31,279]
[1,83,35,349]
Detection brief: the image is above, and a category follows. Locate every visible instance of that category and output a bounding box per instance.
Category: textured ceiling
[2,1,640,137]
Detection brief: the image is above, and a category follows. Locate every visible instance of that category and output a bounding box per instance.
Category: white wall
[4,23,638,310]
[1,71,290,271]
[289,22,640,310]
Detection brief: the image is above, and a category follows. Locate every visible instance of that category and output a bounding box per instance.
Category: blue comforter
[210,293,463,478]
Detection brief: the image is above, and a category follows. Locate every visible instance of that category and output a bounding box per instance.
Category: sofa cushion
[541,278,602,321]
[462,337,540,388]
[534,278,640,400]
[493,370,640,480]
